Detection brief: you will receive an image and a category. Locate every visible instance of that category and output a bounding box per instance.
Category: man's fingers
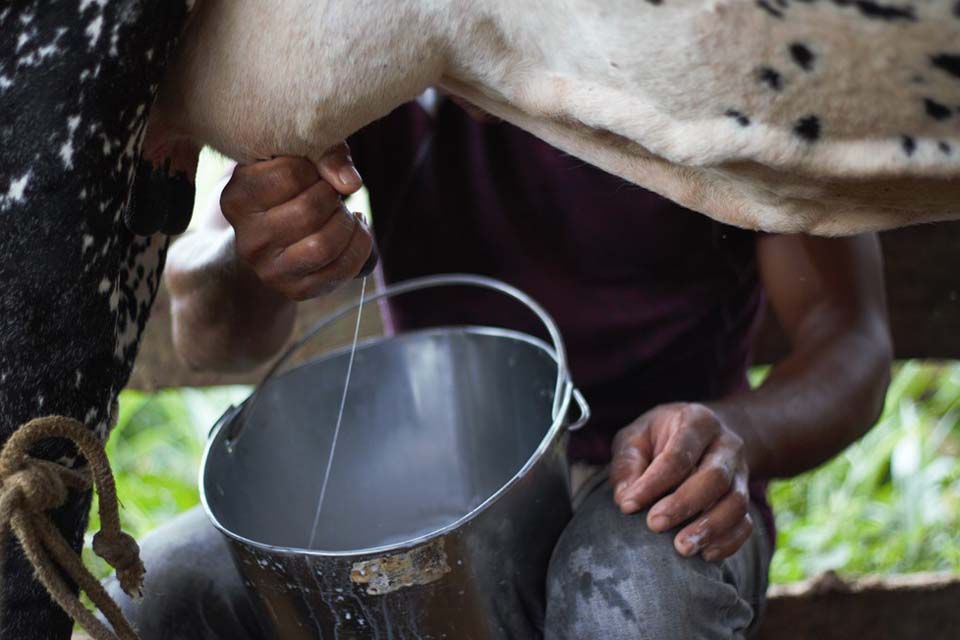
[673,473,750,557]
[646,449,736,532]
[700,513,754,562]
[278,216,374,300]
[234,181,343,261]
[611,446,650,506]
[269,207,358,281]
[617,451,692,514]
[610,418,652,509]
[316,142,362,196]
[217,150,370,302]
[618,409,717,513]
[222,157,320,218]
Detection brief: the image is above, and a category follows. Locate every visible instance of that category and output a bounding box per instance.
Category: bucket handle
[223,274,584,446]
[567,388,591,432]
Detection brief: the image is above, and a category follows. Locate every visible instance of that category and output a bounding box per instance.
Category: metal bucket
[200,275,590,639]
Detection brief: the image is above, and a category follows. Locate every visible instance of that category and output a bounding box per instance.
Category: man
[109,95,892,639]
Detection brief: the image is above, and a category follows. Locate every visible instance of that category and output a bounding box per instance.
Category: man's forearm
[711,317,891,480]
[166,229,296,372]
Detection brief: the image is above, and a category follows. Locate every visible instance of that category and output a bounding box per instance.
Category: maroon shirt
[349,98,772,540]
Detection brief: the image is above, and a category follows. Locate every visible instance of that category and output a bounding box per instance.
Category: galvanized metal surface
[201,276,589,639]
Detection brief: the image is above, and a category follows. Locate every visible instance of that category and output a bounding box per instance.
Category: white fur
[156,0,960,235]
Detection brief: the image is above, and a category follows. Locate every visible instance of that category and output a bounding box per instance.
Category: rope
[0,415,144,640]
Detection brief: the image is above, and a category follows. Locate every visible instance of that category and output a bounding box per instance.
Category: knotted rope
[0,416,144,640]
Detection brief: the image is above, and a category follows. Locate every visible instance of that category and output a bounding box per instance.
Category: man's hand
[220,144,374,301]
[610,403,752,562]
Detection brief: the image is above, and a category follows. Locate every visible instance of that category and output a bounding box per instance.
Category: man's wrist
[705,399,773,479]
[167,228,297,371]
[215,229,298,329]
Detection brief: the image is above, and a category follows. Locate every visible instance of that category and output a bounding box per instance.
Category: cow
[153,0,960,236]
[0,1,958,638]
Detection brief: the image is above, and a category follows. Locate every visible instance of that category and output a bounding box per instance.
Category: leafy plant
[83,386,250,580]
[768,361,960,582]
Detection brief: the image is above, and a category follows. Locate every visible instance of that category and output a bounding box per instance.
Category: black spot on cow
[125,157,194,236]
[725,109,751,126]
[646,0,663,4]
[954,1,960,18]
[852,1,916,21]
[757,0,785,18]
[939,141,953,155]
[794,115,820,142]
[902,135,917,156]
[924,98,953,121]
[931,54,960,80]
[756,66,784,90]
[790,43,816,71]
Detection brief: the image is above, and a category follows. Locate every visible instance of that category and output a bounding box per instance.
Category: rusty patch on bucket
[350,538,451,595]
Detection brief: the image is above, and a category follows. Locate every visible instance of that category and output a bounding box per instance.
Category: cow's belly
[160,0,960,235]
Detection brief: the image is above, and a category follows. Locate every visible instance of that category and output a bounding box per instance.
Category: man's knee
[545,483,757,640]
[104,507,261,640]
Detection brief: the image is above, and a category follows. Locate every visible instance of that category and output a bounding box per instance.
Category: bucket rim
[199,324,575,559]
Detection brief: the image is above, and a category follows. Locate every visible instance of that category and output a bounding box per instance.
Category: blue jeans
[107,475,770,639]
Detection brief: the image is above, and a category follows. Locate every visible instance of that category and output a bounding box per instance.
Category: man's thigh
[105,507,263,640]
[545,479,771,640]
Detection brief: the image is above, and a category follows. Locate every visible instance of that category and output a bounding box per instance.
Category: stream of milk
[306,276,367,549]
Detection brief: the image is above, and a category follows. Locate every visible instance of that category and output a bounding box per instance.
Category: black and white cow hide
[0,2,194,638]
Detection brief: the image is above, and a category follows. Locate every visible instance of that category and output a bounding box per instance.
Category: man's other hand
[610,403,752,562]
[220,144,374,301]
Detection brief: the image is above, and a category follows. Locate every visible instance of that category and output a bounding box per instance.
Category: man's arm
[716,233,892,478]
[611,234,892,560]
[165,148,372,372]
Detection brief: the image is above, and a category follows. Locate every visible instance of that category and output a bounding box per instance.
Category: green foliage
[768,361,960,583]
[89,363,960,585]
[83,386,250,579]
